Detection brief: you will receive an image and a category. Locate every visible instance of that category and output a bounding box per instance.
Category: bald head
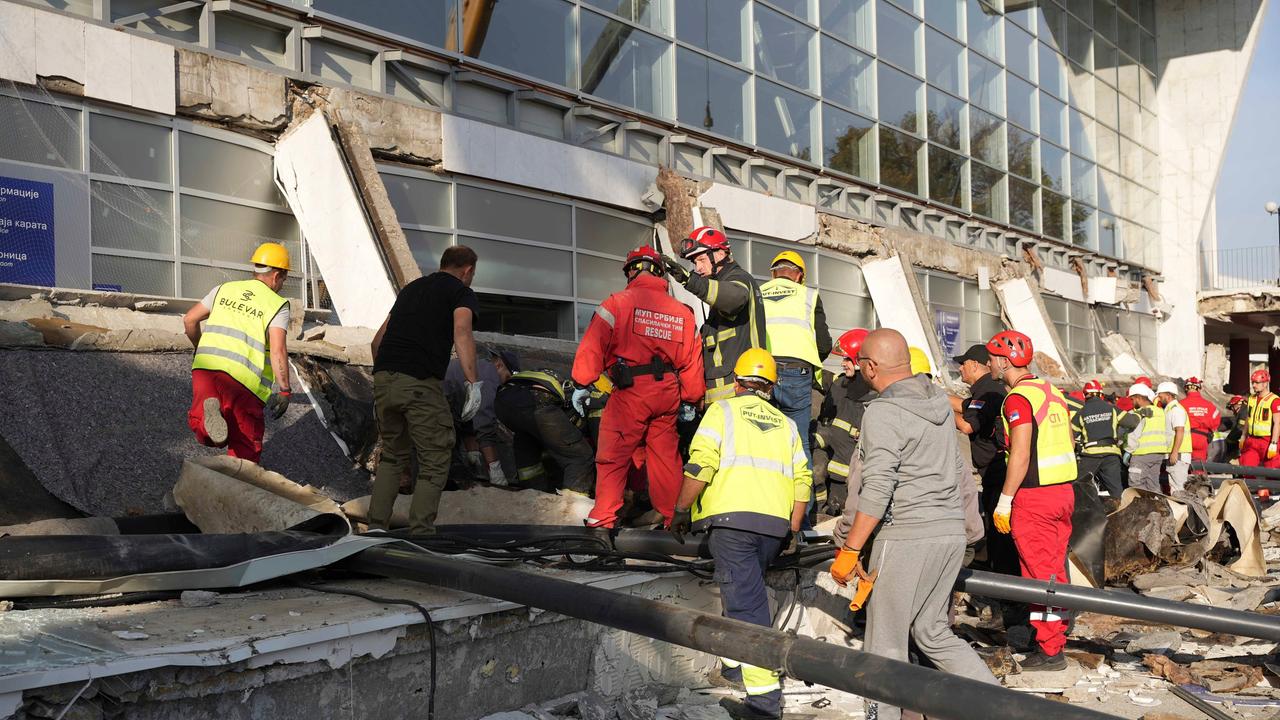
[860,329,913,392]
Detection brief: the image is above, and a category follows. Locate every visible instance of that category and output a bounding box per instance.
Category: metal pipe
[349,547,1117,720]
[1168,685,1236,720]
[956,570,1280,642]
[1193,461,1280,488]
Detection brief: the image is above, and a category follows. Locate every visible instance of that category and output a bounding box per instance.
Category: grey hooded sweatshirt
[855,373,967,541]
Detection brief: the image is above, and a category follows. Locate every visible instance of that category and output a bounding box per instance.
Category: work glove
[571,386,591,416]
[830,547,861,587]
[466,450,485,477]
[993,493,1015,535]
[1269,443,1278,460]
[460,381,483,422]
[783,531,802,557]
[662,256,691,284]
[678,403,697,423]
[669,507,692,544]
[488,460,509,487]
[265,390,291,420]
[1123,451,1132,465]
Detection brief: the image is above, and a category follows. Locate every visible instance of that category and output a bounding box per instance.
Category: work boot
[202,397,227,446]
[718,697,780,720]
[705,664,743,689]
[1019,649,1068,672]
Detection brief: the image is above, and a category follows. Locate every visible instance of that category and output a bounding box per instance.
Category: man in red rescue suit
[988,330,1077,672]
[1240,369,1280,469]
[1180,377,1220,463]
[662,227,766,404]
[572,247,705,528]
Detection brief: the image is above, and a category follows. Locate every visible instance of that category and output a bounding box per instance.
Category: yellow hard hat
[770,250,806,277]
[734,347,778,384]
[251,242,291,271]
[908,346,932,376]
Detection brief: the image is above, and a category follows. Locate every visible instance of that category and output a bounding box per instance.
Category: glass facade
[917,271,1003,365]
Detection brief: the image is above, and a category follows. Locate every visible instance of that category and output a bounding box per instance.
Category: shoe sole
[203,397,228,446]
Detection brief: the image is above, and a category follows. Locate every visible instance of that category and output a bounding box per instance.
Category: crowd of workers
[181,237,1277,720]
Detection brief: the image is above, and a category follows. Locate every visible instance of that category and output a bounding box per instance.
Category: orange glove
[993,493,1014,535]
[830,548,860,586]
[848,570,879,611]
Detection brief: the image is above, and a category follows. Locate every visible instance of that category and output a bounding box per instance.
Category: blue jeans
[709,528,784,715]
[772,363,814,524]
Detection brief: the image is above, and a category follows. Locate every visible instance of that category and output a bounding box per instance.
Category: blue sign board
[0,176,55,286]
[935,310,961,357]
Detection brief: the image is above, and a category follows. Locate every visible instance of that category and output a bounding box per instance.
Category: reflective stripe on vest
[1165,399,1193,454]
[509,370,566,403]
[761,278,821,367]
[1001,378,1077,487]
[192,279,286,402]
[831,417,854,434]
[1131,404,1168,455]
[1077,398,1120,456]
[1247,393,1276,438]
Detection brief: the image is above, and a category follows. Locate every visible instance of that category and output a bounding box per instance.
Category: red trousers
[189,369,264,463]
[1010,483,1075,656]
[1239,436,1280,469]
[586,376,680,528]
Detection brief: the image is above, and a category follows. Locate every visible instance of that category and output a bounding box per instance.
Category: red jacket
[572,273,705,404]
[1181,390,1221,455]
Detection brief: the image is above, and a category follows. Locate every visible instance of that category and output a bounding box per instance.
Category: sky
[1214,0,1280,251]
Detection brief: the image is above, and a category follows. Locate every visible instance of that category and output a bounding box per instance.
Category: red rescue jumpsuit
[1240,393,1280,469]
[572,273,704,528]
[1181,390,1220,463]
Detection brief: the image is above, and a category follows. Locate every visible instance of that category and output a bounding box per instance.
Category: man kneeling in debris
[831,329,997,720]
[670,348,809,720]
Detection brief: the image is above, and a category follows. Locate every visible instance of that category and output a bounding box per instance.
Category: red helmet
[1230,394,1246,406]
[1135,376,1153,387]
[1185,376,1202,389]
[833,328,869,359]
[1083,379,1103,394]
[986,330,1034,368]
[1252,369,1270,384]
[680,226,731,259]
[623,246,664,277]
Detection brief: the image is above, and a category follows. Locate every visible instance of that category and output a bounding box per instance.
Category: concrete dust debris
[1002,660,1084,690]
[179,590,218,608]
[1127,631,1183,655]
[1128,690,1160,706]
[112,630,148,640]
[249,614,266,621]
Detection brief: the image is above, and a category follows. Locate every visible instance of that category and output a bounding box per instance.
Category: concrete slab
[84,24,132,107]
[176,49,288,132]
[129,35,176,115]
[0,3,36,86]
[34,10,85,86]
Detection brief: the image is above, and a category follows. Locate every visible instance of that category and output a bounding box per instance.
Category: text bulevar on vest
[192,279,287,402]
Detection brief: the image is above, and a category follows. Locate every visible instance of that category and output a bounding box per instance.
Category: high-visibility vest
[1246,393,1277,438]
[192,279,287,402]
[1164,400,1193,455]
[1073,397,1120,456]
[760,277,821,368]
[1130,404,1168,456]
[700,262,765,384]
[508,370,566,403]
[687,393,811,537]
[1001,377,1077,488]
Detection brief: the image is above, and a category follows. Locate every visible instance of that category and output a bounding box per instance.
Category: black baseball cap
[952,344,990,365]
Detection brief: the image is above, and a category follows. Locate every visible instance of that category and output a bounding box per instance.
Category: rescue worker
[760,250,832,465]
[813,329,875,515]
[573,246,704,529]
[1222,394,1246,462]
[830,329,998,720]
[1239,370,1280,469]
[183,242,293,463]
[987,330,1076,671]
[663,227,765,403]
[950,343,1014,575]
[1072,379,1123,497]
[1119,383,1166,493]
[1181,377,1221,463]
[493,368,594,496]
[670,348,809,720]
[1114,376,1151,412]
[1156,381,1192,494]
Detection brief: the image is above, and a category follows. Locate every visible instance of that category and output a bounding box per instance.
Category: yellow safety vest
[192,279,287,402]
[509,370,566,403]
[760,278,821,368]
[1246,393,1277,438]
[1001,378,1077,488]
[1164,400,1193,455]
[686,393,811,537]
[1130,404,1168,456]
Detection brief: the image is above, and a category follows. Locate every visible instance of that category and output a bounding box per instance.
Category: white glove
[678,403,697,422]
[460,380,483,422]
[488,460,508,487]
[571,387,591,416]
[993,493,1014,535]
[466,450,484,477]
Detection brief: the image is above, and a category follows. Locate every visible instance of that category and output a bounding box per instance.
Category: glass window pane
[879,63,923,133]
[878,1,921,74]
[0,96,82,170]
[968,51,1004,115]
[929,273,963,305]
[754,5,814,90]
[1070,155,1096,203]
[576,208,651,256]
[180,195,299,263]
[464,0,572,86]
[1039,43,1066,99]
[1065,14,1092,68]
[1037,92,1063,145]
[1041,141,1067,191]
[215,14,289,68]
[1069,109,1094,160]
[1008,125,1036,179]
[1007,74,1037,131]
[970,107,1004,168]
[1094,0,1117,41]
[879,126,922,194]
[1072,202,1097,248]
[678,48,749,141]
[823,289,876,330]
[381,173,451,227]
[971,162,1004,220]
[112,0,200,42]
[1118,94,1140,140]
[925,86,963,151]
[768,0,813,20]
[928,144,964,208]
[576,252,625,302]
[580,12,671,116]
[403,228,453,272]
[925,28,964,96]
[583,0,669,32]
[1095,81,1118,128]
[756,79,816,161]
[90,114,170,183]
[822,104,876,179]
[924,0,962,38]
[310,40,374,89]
[678,0,748,63]
[1067,61,1093,114]
[1006,22,1035,81]
[457,186,571,245]
[93,253,175,297]
[1009,176,1036,230]
[818,254,867,294]
[751,241,816,283]
[1094,36,1117,88]
[820,0,874,50]
[821,36,874,115]
[1042,188,1067,240]
[1141,31,1156,72]
[464,236,572,296]
[1117,54,1140,101]
[90,181,173,255]
[181,262,303,301]
[311,0,455,47]
[1097,167,1119,212]
[178,133,283,206]
[967,0,1003,61]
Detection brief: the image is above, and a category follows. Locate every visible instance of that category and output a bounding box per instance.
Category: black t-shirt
[963,372,1007,470]
[374,272,479,381]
